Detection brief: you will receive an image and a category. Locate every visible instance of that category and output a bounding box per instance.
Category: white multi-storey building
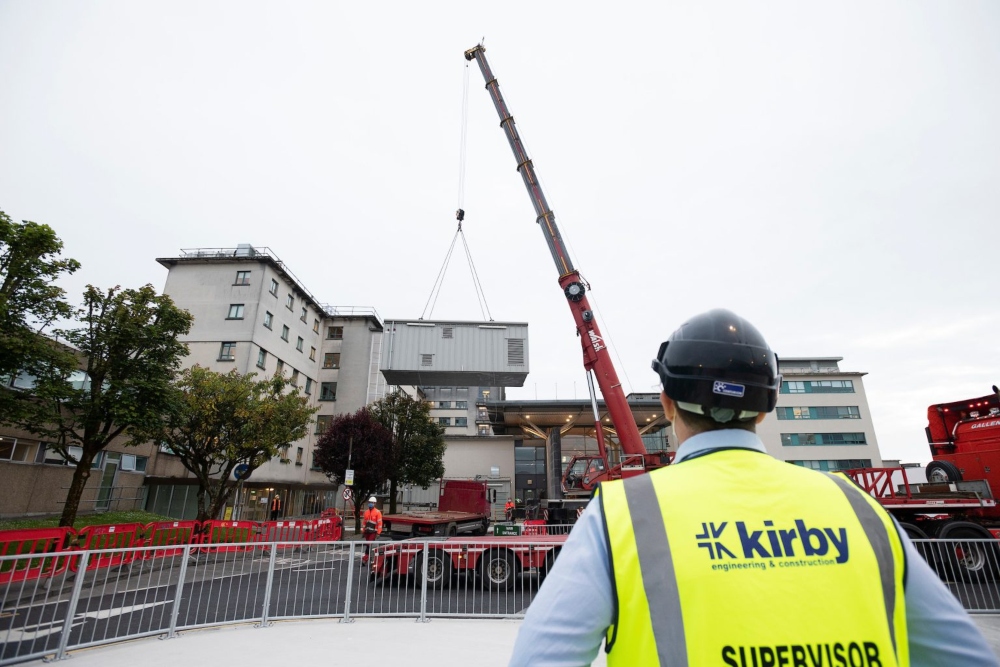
[757,356,883,471]
[146,245,386,519]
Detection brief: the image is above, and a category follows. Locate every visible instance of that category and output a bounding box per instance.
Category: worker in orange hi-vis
[361,496,382,565]
[505,498,515,522]
[270,494,282,521]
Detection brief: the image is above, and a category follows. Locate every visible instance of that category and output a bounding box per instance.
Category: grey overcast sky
[1,2,997,464]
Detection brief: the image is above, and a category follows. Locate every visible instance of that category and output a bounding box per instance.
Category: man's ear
[659,392,676,423]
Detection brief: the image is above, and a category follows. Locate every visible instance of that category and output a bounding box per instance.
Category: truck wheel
[926,460,962,484]
[481,549,517,591]
[898,523,936,567]
[537,547,562,585]
[447,523,458,537]
[939,521,997,583]
[474,519,489,536]
[415,550,452,590]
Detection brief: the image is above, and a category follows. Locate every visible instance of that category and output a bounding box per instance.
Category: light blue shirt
[509,429,999,666]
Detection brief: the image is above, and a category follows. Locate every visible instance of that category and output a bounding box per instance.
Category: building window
[281,325,290,341]
[296,447,304,465]
[309,347,316,361]
[480,389,492,401]
[776,406,861,420]
[781,380,855,394]
[438,401,452,409]
[234,271,251,286]
[300,307,308,323]
[120,453,148,472]
[296,337,304,352]
[438,417,451,426]
[780,433,868,447]
[269,279,279,296]
[227,304,245,320]
[0,437,34,463]
[323,353,341,369]
[219,342,236,361]
[290,369,299,386]
[320,382,337,401]
[263,311,273,329]
[788,459,872,472]
[304,377,313,395]
[286,294,294,310]
[455,417,468,427]
[313,319,320,334]
[276,360,285,376]
[515,446,546,474]
[257,349,267,369]
[456,401,468,409]
[478,425,490,436]
[316,414,333,434]
[327,326,343,340]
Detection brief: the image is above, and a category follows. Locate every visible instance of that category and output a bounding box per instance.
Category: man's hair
[674,406,757,435]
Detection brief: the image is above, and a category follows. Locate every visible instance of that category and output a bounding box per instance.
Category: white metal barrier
[0,537,996,665]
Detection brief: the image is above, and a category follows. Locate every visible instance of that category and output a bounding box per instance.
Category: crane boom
[465,44,665,489]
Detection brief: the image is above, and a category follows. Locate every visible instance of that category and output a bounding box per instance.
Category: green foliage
[0,510,172,531]
[369,390,445,514]
[0,210,81,424]
[313,409,394,529]
[28,285,193,527]
[146,366,317,522]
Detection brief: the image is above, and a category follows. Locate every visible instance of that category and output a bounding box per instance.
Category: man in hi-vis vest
[510,309,996,666]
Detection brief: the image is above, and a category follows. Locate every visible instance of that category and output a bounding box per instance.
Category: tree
[369,391,445,514]
[0,210,81,424]
[145,366,316,522]
[29,285,193,527]
[313,409,394,531]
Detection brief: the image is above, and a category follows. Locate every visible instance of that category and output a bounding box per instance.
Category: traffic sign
[342,488,353,501]
[494,524,521,536]
[233,464,251,481]
[344,469,354,486]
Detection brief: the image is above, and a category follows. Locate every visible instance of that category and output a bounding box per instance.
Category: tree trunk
[195,482,211,523]
[59,450,97,527]
[389,477,398,514]
[208,480,236,522]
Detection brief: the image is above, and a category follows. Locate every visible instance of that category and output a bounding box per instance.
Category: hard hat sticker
[713,381,745,397]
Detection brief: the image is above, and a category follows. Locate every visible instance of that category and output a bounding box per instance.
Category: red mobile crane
[463,44,668,496]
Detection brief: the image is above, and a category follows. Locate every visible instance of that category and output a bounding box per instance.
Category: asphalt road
[0,544,540,663]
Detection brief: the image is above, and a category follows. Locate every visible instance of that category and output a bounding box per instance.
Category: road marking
[75,599,173,620]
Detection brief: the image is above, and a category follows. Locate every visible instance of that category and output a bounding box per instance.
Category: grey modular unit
[380,320,529,387]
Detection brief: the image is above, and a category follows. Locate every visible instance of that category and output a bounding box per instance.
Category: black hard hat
[651,309,780,421]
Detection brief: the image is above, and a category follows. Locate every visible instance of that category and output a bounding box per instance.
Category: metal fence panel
[3,537,1000,665]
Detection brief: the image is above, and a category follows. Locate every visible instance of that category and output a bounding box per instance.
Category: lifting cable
[420,62,494,322]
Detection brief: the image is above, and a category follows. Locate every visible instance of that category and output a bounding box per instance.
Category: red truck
[845,386,1000,580]
[381,479,492,539]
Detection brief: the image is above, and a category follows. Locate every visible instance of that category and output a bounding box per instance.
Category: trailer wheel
[898,523,937,566]
[415,550,452,590]
[939,521,997,582]
[537,547,562,585]
[926,460,962,484]
[481,549,517,591]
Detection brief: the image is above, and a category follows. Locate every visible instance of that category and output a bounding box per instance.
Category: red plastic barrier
[522,520,549,536]
[0,527,75,584]
[313,516,343,541]
[71,523,145,571]
[257,520,319,547]
[198,520,262,552]
[142,520,199,558]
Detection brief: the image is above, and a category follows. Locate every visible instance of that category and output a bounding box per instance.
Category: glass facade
[788,459,872,471]
[781,380,854,394]
[776,406,861,420]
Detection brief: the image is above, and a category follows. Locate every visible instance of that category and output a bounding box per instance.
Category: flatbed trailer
[369,534,565,590]
[381,479,492,539]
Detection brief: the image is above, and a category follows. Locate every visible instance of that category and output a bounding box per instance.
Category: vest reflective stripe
[825,472,899,656]
[625,473,687,666]
[602,449,908,667]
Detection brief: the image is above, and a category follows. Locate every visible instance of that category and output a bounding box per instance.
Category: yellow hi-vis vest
[599,449,908,667]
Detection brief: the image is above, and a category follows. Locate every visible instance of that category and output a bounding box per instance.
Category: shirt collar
[674,428,767,463]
